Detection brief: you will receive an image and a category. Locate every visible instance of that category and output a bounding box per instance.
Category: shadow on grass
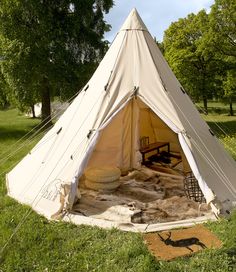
[196,104,235,116]
[207,107,235,116]
[0,126,40,140]
[223,247,236,270]
[0,127,32,140]
[0,123,44,141]
[207,120,236,138]
[225,247,236,258]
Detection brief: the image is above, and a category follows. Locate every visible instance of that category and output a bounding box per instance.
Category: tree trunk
[201,72,208,115]
[41,77,52,128]
[229,98,234,116]
[31,104,36,118]
[203,96,208,115]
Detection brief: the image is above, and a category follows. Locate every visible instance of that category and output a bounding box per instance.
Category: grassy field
[196,101,235,116]
[196,101,236,160]
[0,108,236,271]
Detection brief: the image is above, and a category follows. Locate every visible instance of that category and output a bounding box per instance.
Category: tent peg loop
[87,129,95,139]
[209,129,215,136]
[133,86,139,98]
[104,83,109,91]
[84,85,89,92]
[57,127,62,135]
[181,130,191,139]
[180,86,186,94]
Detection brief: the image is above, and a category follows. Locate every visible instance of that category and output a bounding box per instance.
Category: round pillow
[85,167,121,183]
[85,179,121,191]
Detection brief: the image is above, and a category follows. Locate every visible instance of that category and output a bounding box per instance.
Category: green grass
[196,101,235,116]
[0,107,236,272]
[199,105,236,160]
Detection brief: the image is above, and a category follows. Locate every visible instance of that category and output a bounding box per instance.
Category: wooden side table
[140,142,170,164]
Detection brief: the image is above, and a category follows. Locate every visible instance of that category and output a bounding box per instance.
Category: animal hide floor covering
[73,168,212,224]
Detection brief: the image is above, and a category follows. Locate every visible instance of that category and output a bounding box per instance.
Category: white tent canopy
[7,9,236,231]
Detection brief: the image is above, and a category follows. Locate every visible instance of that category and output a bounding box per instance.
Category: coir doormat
[143,225,222,261]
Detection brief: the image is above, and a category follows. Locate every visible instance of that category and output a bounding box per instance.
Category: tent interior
[72,97,214,226]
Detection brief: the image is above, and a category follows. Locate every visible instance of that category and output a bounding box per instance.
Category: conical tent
[6,9,236,231]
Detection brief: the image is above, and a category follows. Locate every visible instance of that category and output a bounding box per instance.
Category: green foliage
[209,0,236,58]
[201,106,236,159]
[155,39,164,54]
[163,1,236,114]
[0,108,236,271]
[0,0,113,120]
[163,11,220,109]
[208,0,236,113]
[223,70,236,101]
[0,70,9,109]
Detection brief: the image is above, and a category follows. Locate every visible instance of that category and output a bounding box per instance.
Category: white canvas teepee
[6,9,236,231]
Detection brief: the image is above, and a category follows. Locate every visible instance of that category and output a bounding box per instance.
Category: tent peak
[120,8,148,32]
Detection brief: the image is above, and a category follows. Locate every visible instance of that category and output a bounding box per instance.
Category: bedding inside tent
[72,98,214,226]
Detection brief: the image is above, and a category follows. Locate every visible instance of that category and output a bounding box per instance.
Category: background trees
[163,0,236,115]
[0,71,9,109]
[209,0,236,115]
[0,0,235,118]
[0,0,113,124]
[163,11,217,114]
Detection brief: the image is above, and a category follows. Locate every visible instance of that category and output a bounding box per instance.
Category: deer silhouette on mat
[158,232,206,252]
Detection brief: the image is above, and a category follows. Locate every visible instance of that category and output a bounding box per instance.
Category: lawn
[0,108,236,272]
[197,101,236,160]
[196,101,235,116]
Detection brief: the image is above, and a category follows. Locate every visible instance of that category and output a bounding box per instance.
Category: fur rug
[74,167,211,224]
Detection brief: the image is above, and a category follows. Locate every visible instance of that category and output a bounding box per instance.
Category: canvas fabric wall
[6,9,236,221]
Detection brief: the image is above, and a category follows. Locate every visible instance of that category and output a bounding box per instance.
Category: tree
[0,70,9,109]
[223,70,236,116]
[0,0,113,125]
[209,0,236,59]
[163,10,221,114]
[208,0,236,115]
[154,38,165,54]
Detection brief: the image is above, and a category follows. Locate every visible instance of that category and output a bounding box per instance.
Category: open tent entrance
[72,97,215,231]
[86,97,190,173]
